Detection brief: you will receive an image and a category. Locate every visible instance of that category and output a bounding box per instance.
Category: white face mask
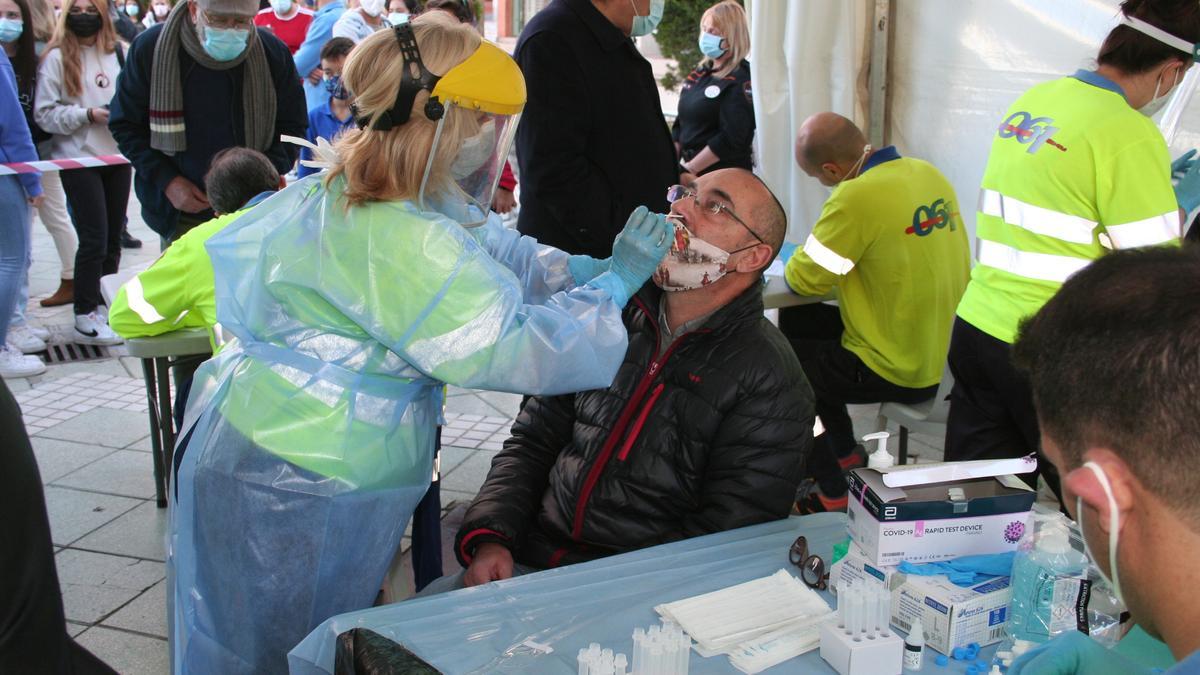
[1139,67,1181,118]
[1077,461,1125,607]
[654,221,752,292]
[451,119,497,180]
[270,0,292,14]
[359,0,384,18]
[152,2,168,16]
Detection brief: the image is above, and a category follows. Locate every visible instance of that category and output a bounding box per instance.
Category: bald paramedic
[780,113,970,513]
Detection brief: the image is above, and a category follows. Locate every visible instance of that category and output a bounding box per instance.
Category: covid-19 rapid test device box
[846,456,1039,567]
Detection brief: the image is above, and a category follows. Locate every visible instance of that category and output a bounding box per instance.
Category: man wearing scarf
[109,0,306,242]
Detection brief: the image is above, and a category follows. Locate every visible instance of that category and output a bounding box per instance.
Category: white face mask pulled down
[1077,461,1125,607]
[654,220,755,292]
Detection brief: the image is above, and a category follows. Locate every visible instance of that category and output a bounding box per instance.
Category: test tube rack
[818,581,903,675]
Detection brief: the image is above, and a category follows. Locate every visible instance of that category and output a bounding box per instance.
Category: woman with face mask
[169,12,668,673]
[33,0,128,347]
[141,0,167,27]
[330,0,382,43]
[945,0,1200,500]
[673,0,753,182]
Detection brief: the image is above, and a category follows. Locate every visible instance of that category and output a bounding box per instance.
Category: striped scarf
[148,1,275,154]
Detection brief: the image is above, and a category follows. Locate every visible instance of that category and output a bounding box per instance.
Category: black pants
[61,165,131,315]
[780,304,937,497]
[410,431,443,593]
[944,317,1061,501]
[0,379,117,675]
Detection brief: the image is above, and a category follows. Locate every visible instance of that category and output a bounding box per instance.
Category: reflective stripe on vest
[976,239,1091,283]
[123,276,165,323]
[803,234,855,275]
[1104,210,1181,249]
[978,189,1097,245]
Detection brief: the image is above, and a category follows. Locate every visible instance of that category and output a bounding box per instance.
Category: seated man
[780,113,970,513]
[432,168,814,590]
[1009,246,1200,675]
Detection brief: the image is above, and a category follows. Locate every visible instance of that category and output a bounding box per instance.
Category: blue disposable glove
[567,255,610,285]
[897,552,1015,587]
[588,206,671,306]
[1172,148,1197,181]
[1008,631,1149,675]
[1175,158,1200,212]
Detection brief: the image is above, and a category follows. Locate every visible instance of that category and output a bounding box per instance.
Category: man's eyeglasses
[789,536,828,591]
[202,9,254,29]
[666,184,764,245]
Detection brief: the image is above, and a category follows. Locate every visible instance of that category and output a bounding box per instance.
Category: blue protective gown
[168,175,629,674]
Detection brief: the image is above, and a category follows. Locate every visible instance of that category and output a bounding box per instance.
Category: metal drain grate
[39,342,114,364]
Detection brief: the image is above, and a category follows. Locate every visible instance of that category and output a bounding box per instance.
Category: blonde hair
[45,0,118,98]
[700,0,749,80]
[28,0,56,42]
[326,10,482,207]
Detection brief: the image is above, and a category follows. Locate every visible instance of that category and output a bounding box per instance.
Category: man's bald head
[795,112,868,185]
[703,168,787,263]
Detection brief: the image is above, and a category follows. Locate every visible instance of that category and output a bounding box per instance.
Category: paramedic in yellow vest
[780,113,970,513]
[945,0,1199,502]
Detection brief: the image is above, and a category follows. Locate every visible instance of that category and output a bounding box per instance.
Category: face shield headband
[352,22,445,131]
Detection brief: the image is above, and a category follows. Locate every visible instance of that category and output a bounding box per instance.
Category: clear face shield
[420,106,520,227]
[1120,15,1200,145]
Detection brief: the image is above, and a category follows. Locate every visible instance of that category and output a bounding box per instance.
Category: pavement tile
[438,446,474,475]
[30,436,115,483]
[76,626,168,675]
[444,395,505,419]
[103,580,167,638]
[474,390,523,418]
[441,451,498,494]
[43,486,141,546]
[74,500,169,562]
[56,549,164,624]
[55,450,159,500]
[37,408,152,449]
[124,434,155,453]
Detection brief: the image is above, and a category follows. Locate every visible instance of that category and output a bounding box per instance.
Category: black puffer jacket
[455,283,814,570]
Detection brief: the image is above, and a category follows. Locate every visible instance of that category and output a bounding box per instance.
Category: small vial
[904,619,925,670]
[679,635,691,674]
[648,645,663,674]
[631,627,645,673]
[614,653,628,675]
[850,591,864,642]
[863,591,878,639]
[878,589,892,637]
[577,648,590,675]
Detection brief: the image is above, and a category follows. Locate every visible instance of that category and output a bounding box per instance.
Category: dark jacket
[513,0,678,259]
[455,283,814,570]
[672,60,754,173]
[108,25,306,238]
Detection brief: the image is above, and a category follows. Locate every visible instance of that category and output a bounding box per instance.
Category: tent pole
[867,0,893,148]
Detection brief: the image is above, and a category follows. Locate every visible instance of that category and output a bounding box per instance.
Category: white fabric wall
[751,0,1200,245]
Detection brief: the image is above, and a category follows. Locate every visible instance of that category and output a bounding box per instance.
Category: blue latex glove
[1008,631,1150,675]
[897,552,1016,587]
[588,206,671,306]
[1175,158,1200,212]
[568,255,610,285]
[1172,148,1197,181]
[778,240,799,262]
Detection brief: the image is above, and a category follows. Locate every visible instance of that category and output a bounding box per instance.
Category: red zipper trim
[458,528,508,565]
[547,547,569,568]
[617,382,665,461]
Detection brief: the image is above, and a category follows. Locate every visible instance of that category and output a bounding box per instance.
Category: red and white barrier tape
[0,154,130,176]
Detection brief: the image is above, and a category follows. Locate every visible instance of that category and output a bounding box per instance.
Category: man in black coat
[514,0,678,258]
[424,169,813,591]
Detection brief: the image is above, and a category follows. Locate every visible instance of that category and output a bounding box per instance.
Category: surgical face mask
[699,30,725,59]
[201,24,250,62]
[152,2,168,16]
[124,3,139,16]
[654,221,753,292]
[65,12,102,37]
[323,73,348,100]
[1139,66,1182,118]
[628,0,663,37]
[386,10,407,25]
[270,0,292,14]
[359,0,384,18]
[826,144,872,187]
[0,18,23,43]
[1077,461,1125,607]
[451,119,496,180]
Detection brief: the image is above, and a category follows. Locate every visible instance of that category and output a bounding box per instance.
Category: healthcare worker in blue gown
[167,12,672,674]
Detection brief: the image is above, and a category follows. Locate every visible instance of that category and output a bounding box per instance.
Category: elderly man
[514,0,678,258]
[780,113,970,513]
[1009,247,1200,675]
[421,168,813,591]
[109,0,307,243]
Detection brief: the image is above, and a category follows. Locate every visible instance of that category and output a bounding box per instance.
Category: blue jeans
[0,176,31,345]
[8,206,31,329]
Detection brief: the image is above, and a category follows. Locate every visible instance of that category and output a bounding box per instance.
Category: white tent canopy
[748,0,1200,246]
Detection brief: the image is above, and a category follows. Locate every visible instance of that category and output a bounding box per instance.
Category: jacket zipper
[617,382,665,461]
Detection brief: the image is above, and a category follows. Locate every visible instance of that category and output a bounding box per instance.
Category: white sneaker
[0,344,46,378]
[27,324,50,341]
[74,312,123,346]
[6,324,47,354]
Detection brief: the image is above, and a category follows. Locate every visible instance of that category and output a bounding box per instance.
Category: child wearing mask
[296,35,350,177]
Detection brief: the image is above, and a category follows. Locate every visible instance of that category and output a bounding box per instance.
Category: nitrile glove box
[890,573,1013,655]
[846,456,1038,567]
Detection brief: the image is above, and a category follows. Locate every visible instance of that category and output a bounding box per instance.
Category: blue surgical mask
[628,0,663,37]
[124,3,140,16]
[698,30,725,59]
[387,11,407,25]
[0,18,22,43]
[202,25,250,62]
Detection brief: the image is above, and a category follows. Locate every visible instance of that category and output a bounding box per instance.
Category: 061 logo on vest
[997,111,1067,154]
[907,199,957,236]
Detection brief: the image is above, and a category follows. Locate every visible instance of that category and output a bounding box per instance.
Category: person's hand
[164,176,211,213]
[89,107,110,124]
[1175,158,1200,212]
[491,187,516,214]
[1008,631,1148,675]
[307,67,323,85]
[679,171,697,185]
[567,255,609,284]
[28,194,44,208]
[1172,148,1197,181]
[588,206,671,306]
[463,543,514,587]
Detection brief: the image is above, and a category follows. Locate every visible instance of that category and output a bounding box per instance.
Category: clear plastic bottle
[1006,517,1089,643]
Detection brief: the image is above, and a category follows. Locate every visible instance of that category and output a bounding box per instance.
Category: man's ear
[1063,450,1137,536]
[820,162,842,183]
[735,243,775,275]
